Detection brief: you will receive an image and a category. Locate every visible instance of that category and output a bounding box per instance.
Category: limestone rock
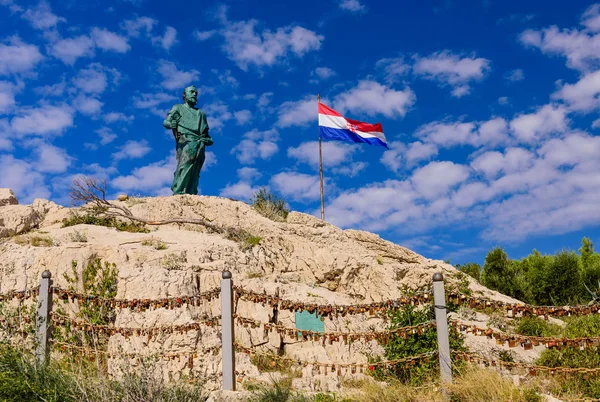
[0,205,41,237]
[32,198,62,218]
[0,194,525,391]
[0,188,18,206]
[117,194,129,201]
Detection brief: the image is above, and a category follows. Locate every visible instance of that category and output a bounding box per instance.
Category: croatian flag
[318,102,388,149]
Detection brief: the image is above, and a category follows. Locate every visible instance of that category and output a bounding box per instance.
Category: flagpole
[318,94,325,221]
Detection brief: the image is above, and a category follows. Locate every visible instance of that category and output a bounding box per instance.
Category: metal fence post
[221,270,236,391]
[36,270,52,365]
[433,272,452,386]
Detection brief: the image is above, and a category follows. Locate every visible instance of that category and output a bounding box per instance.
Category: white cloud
[288,141,359,168]
[509,104,568,143]
[258,92,273,108]
[21,0,65,30]
[552,70,600,112]
[35,143,72,173]
[270,172,321,202]
[334,80,416,118]
[91,28,130,53]
[73,94,103,115]
[520,5,600,72]
[152,26,178,50]
[219,182,258,200]
[412,50,490,97]
[156,60,199,90]
[103,112,134,124]
[376,57,411,83]
[411,161,470,200]
[95,127,117,145]
[470,151,505,179]
[583,4,600,32]
[219,11,323,70]
[234,109,252,125]
[498,96,509,105]
[0,155,50,202]
[111,152,176,193]
[133,92,176,109]
[381,141,439,172]
[48,35,95,65]
[415,120,476,147]
[11,105,74,136]
[339,0,366,13]
[314,67,336,80]
[237,167,262,182]
[36,80,66,97]
[112,139,151,161]
[121,16,156,37]
[201,101,232,131]
[414,117,509,149]
[231,129,279,164]
[0,36,44,75]
[539,132,600,167]
[193,30,217,41]
[0,81,18,113]
[214,69,239,88]
[504,68,524,81]
[276,96,315,128]
[72,63,120,94]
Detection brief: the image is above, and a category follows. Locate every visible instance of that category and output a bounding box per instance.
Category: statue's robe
[163,104,213,195]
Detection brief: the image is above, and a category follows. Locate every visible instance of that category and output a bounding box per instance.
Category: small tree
[456,262,481,282]
[481,247,511,294]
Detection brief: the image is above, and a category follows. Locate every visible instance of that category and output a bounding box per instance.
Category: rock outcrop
[0,189,18,206]
[0,191,521,391]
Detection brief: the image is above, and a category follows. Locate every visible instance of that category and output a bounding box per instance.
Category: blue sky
[1,0,600,265]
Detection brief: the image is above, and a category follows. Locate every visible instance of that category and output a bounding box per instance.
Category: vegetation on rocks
[250,187,290,222]
[62,213,150,233]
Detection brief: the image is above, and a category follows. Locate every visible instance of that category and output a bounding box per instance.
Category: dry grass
[448,366,542,402]
[341,367,543,402]
[12,235,55,247]
[348,378,444,402]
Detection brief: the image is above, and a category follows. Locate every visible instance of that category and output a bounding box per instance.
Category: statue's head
[182,86,198,107]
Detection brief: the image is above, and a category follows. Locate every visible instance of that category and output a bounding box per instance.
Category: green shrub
[58,259,118,348]
[456,262,481,282]
[0,343,208,402]
[250,188,290,221]
[372,304,466,385]
[537,346,600,398]
[515,316,562,337]
[0,342,79,402]
[62,214,149,233]
[562,315,600,338]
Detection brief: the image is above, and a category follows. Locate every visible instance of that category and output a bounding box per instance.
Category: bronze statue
[163,86,214,195]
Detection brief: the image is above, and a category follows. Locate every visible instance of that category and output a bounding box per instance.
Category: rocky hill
[0,188,527,393]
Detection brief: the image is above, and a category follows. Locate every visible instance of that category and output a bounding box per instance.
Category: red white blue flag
[318,102,388,149]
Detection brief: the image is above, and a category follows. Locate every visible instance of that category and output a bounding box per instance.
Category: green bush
[250,188,290,221]
[456,262,481,282]
[562,315,600,338]
[62,214,149,233]
[515,316,562,337]
[0,342,79,402]
[537,346,600,398]
[373,304,466,385]
[0,342,208,402]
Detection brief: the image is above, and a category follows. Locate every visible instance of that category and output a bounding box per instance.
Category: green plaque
[295,310,324,334]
